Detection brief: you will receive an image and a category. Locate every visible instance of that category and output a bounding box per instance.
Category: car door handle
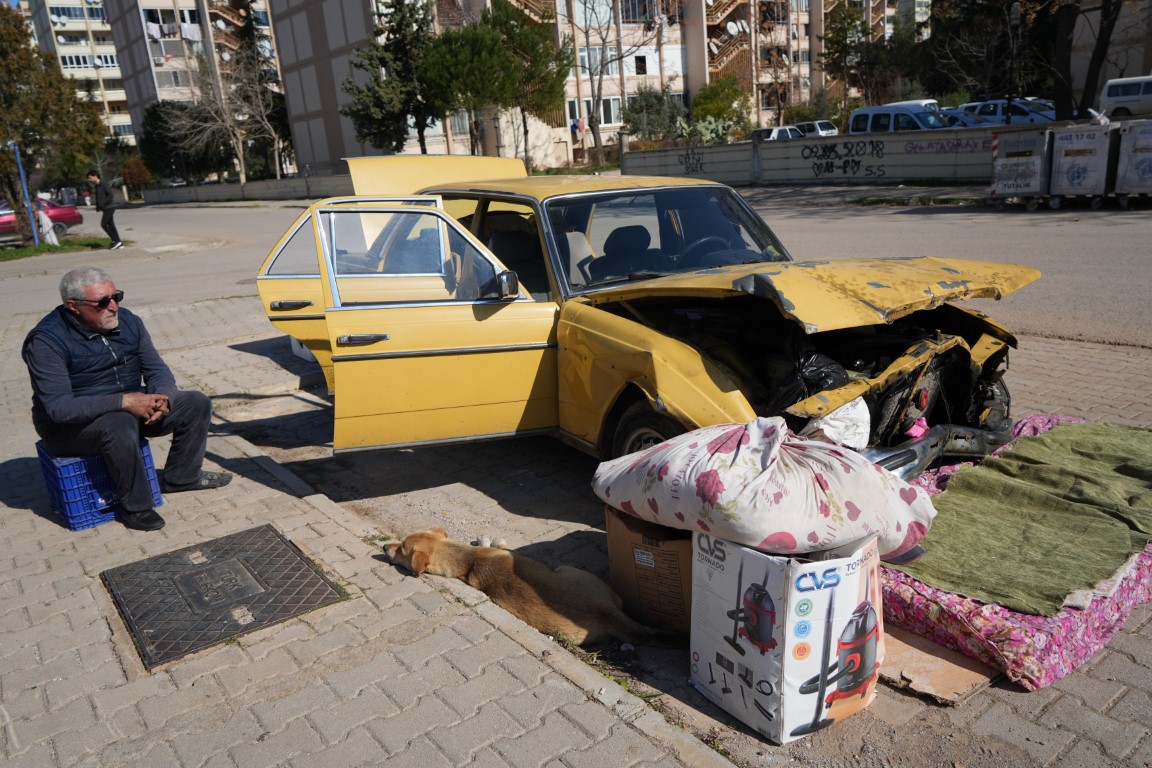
[270,300,313,310]
[336,334,390,346]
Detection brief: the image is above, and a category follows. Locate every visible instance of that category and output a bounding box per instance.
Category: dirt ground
[216,389,1044,767]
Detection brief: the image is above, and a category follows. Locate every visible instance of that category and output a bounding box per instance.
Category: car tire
[51,222,68,239]
[1113,108,1131,117]
[611,402,686,458]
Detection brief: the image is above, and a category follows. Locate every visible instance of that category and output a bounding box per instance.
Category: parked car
[1100,75,1152,117]
[940,108,997,128]
[795,120,839,137]
[256,157,1040,477]
[965,99,1055,125]
[749,125,805,141]
[0,199,83,239]
[848,105,950,134]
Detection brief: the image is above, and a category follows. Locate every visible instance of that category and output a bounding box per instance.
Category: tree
[121,156,152,199]
[622,82,685,141]
[690,73,751,130]
[820,2,868,112]
[483,0,573,173]
[1047,0,1125,119]
[139,101,231,182]
[0,5,104,245]
[421,25,517,155]
[567,0,657,164]
[342,0,442,154]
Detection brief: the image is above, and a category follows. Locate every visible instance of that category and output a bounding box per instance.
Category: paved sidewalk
[3,195,1151,767]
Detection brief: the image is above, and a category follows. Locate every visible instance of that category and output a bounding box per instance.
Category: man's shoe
[116,508,166,531]
[161,470,233,494]
[110,241,123,249]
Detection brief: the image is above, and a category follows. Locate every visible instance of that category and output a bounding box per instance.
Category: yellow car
[256,157,1039,476]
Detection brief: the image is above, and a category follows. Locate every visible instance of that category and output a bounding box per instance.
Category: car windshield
[545,186,791,290]
[913,111,948,129]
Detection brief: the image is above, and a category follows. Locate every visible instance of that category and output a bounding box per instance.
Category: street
[4,193,1152,766]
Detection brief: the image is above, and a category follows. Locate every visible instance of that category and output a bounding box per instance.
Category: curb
[215,428,735,767]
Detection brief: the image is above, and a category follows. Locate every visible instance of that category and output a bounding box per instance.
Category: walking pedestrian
[86,170,122,250]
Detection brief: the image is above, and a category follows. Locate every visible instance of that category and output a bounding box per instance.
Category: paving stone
[169,644,250,689]
[307,685,401,744]
[91,673,176,718]
[492,711,594,767]
[2,651,81,702]
[557,699,618,741]
[38,620,112,665]
[43,656,125,710]
[1039,694,1148,758]
[371,734,453,768]
[3,740,60,768]
[439,664,528,718]
[289,725,386,768]
[1090,652,1152,695]
[229,717,324,768]
[1106,686,1152,724]
[986,679,1063,719]
[139,676,226,730]
[972,701,1076,764]
[25,586,95,626]
[498,652,549,689]
[1050,738,1127,768]
[498,675,589,731]
[378,654,466,710]
[447,633,529,679]
[216,646,301,698]
[251,679,339,731]
[393,624,470,672]
[560,723,669,767]
[429,700,526,763]
[11,695,95,750]
[283,623,367,668]
[322,651,406,699]
[1051,672,1128,713]
[169,709,263,768]
[238,619,318,661]
[366,693,459,754]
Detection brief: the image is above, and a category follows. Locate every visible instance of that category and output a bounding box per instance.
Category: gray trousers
[36,390,212,512]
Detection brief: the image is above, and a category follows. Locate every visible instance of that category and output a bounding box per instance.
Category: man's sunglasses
[73,290,124,309]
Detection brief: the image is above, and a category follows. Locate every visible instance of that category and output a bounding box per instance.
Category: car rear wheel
[51,222,68,239]
[611,402,686,458]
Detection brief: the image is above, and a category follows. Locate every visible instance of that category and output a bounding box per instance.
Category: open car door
[288,202,559,452]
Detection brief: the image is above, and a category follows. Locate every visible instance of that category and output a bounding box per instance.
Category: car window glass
[1142,82,1152,95]
[977,103,997,116]
[850,113,869,132]
[266,215,318,275]
[321,209,501,302]
[895,114,917,131]
[871,113,891,132]
[440,196,480,230]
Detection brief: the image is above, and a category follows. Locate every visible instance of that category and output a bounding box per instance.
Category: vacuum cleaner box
[604,506,693,633]
[689,535,883,744]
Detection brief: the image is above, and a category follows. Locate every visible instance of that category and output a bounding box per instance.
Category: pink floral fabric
[884,414,1152,690]
[592,417,937,561]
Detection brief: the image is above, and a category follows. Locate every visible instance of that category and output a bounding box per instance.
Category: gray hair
[60,267,114,303]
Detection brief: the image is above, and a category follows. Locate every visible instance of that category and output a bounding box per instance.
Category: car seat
[587,225,668,282]
[487,229,551,300]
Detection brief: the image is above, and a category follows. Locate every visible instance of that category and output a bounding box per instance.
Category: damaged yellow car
[256,157,1040,477]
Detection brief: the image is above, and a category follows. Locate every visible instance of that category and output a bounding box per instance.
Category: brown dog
[382,528,650,645]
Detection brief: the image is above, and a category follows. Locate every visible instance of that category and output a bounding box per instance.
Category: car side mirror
[496,270,520,301]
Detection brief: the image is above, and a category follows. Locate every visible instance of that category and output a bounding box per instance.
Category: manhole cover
[101,524,344,668]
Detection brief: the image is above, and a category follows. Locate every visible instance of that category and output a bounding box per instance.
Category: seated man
[22,267,231,531]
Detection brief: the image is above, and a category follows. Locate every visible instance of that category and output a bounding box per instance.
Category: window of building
[578,46,619,76]
[449,109,469,135]
[568,99,581,120]
[620,0,650,23]
[800,50,809,63]
[583,97,622,126]
[95,53,118,68]
[634,55,647,75]
[112,124,134,136]
[86,6,105,21]
[50,6,85,20]
[61,54,94,69]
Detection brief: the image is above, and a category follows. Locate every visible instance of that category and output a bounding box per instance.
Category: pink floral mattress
[880,415,1152,690]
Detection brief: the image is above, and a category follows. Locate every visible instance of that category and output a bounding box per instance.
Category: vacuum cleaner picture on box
[690,535,883,744]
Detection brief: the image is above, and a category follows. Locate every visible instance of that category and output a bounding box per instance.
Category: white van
[848,105,949,134]
[1100,75,1152,118]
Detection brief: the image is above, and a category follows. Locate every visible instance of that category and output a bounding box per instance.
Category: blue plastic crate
[36,441,163,531]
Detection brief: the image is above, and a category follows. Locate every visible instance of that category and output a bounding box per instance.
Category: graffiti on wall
[803,140,886,178]
[679,148,705,174]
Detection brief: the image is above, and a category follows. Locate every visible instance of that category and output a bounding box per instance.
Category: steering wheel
[680,236,731,268]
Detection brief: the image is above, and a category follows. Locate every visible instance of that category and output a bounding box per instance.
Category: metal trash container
[1113,120,1152,209]
[991,128,1051,211]
[1048,124,1118,209]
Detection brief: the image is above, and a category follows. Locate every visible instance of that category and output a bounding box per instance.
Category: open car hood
[586,257,1041,333]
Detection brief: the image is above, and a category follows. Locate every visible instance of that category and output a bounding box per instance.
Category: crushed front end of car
[578,256,1040,475]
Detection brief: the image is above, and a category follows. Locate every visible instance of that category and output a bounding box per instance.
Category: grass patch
[0,236,120,261]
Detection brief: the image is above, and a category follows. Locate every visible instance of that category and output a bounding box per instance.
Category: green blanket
[891,423,1152,616]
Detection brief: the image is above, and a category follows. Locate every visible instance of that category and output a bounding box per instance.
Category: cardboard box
[690,536,883,744]
[604,506,693,633]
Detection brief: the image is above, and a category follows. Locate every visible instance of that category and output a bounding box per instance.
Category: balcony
[511,0,556,22]
[207,1,248,28]
[708,30,748,71]
[705,0,743,25]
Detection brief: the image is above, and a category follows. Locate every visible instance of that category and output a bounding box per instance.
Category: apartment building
[23,0,135,144]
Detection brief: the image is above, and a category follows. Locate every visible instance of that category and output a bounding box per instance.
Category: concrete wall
[142,175,355,205]
[622,126,1006,185]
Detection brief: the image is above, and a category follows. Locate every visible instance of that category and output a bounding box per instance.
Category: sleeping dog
[382,528,652,645]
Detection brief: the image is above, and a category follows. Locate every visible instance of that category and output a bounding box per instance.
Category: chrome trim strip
[264,314,325,321]
[332,340,556,362]
[334,427,556,454]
